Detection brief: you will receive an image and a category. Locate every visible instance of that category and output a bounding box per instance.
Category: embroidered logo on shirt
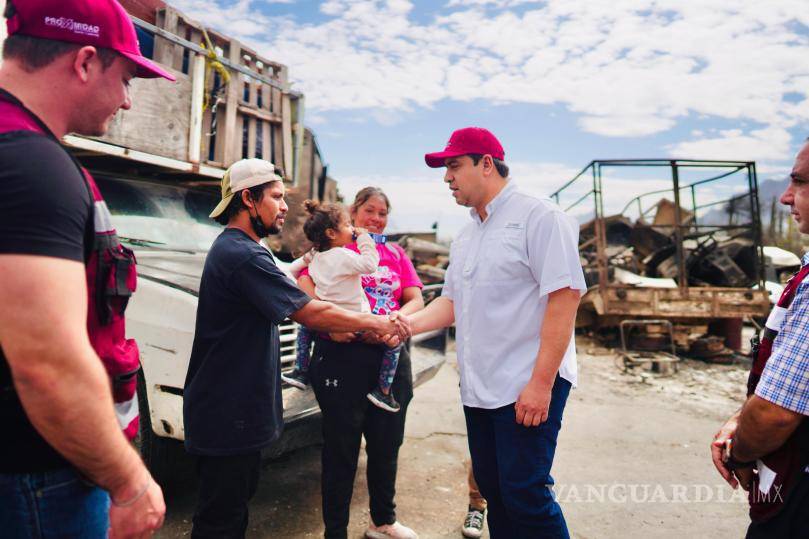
[325,378,339,388]
[504,222,523,229]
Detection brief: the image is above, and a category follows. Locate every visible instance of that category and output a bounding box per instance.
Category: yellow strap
[200,27,230,111]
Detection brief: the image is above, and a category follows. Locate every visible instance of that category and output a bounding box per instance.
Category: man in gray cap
[184,158,410,538]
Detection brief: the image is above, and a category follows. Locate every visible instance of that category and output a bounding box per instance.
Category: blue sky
[172,0,809,239]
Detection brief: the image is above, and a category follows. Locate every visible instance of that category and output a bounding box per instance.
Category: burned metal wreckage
[551,159,771,367]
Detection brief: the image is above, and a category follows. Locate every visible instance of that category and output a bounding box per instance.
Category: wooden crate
[92,4,302,181]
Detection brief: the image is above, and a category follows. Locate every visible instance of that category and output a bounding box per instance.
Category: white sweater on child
[289,233,379,313]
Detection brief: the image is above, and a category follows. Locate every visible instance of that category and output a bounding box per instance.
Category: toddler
[281,200,402,412]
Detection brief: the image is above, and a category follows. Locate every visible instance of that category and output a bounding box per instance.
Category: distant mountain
[757,177,790,222]
[700,177,789,227]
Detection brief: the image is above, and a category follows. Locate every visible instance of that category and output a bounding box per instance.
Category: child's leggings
[295,325,314,371]
[379,345,401,391]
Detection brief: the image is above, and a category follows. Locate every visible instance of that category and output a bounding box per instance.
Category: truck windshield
[94,175,223,252]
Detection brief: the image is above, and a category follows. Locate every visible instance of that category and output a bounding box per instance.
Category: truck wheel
[135,371,180,488]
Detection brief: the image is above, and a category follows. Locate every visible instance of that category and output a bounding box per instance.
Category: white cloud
[164,0,809,234]
[579,116,677,138]
[337,161,597,238]
[337,170,469,239]
[336,161,703,236]
[169,0,809,143]
[668,126,794,162]
[446,0,541,7]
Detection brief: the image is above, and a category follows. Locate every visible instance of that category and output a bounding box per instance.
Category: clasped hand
[374,312,411,347]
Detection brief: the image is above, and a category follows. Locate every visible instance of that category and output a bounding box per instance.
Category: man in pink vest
[711,141,809,537]
[0,0,174,537]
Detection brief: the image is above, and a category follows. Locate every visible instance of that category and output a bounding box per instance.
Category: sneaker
[365,521,418,539]
[281,368,309,389]
[367,387,400,412]
[461,506,485,538]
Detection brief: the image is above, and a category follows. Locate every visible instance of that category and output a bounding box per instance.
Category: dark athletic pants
[464,374,571,539]
[746,471,809,539]
[191,452,261,539]
[310,338,413,539]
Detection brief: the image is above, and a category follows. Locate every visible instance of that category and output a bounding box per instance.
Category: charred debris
[551,160,772,366]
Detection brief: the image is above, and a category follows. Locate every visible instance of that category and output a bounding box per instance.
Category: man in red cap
[410,127,586,538]
[0,0,173,537]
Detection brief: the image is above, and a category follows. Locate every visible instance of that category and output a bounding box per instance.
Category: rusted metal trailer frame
[550,159,771,327]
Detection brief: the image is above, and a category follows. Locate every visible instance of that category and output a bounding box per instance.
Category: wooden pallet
[91,3,302,182]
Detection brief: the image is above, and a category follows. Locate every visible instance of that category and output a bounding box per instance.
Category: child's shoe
[281,368,310,389]
[367,387,400,412]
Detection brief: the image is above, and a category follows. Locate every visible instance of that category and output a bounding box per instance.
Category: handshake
[371,312,412,347]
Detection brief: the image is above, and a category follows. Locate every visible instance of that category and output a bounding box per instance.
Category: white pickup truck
[93,173,447,485]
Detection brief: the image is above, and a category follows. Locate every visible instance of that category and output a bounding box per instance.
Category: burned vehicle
[94,174,446,484]
[551,159,771,362]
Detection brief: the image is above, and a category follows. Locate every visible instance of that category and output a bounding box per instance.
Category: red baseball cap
[6,0,176,81]
[424,127,505,168]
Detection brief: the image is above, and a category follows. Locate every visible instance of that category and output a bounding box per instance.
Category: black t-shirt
[0,131,94,473]
[183,228,311,455]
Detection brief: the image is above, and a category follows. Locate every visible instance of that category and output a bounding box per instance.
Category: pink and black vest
[0,90,141,440]
[747,263,809,521]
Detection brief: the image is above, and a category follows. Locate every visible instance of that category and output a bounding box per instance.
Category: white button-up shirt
[443,181,586,409]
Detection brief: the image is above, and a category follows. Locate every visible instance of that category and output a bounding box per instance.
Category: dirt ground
[156,337,753,538]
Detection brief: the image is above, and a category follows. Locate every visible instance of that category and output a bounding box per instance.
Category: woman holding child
[293,187,424,539]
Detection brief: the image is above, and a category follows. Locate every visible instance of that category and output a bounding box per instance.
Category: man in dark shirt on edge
[0,1,175,538]
[185,158,410,538]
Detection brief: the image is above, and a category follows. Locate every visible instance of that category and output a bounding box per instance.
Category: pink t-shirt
[301,242,423,315]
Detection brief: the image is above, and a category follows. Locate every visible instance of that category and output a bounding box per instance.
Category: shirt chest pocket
[477,227,531,283]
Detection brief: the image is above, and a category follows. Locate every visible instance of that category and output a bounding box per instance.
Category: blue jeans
[464,374,572,539]
[0,467,109,539]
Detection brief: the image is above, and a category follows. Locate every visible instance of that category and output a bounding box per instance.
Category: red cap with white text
[6,0,176,81]
[424,127,505,168]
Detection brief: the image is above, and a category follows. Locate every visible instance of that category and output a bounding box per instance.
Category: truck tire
[135,371,181,488]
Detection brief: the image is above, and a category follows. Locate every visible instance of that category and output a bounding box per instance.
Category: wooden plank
[188,54,206,163]
[291,96,305,186]
[600,287,770,318]
[246,117,256,159]
[94,65,190,161]
[118,0,166,25]
[246,59,259,107]
[262,120,271,162]
[173,19,187,72]
[235,115,245,160]
[281,94,293,178]
[222,40,242,166]
[272,124,283,170]
[271,87,282,114]
[153,7,179,69]
[64,135,226,178]
[298,130,313,197]
[201,108,214,162]
[278,65,289,84]
[236,105,282,124]
[261,83,271,112]
[188,28,202,50]
[251,83,260,110]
